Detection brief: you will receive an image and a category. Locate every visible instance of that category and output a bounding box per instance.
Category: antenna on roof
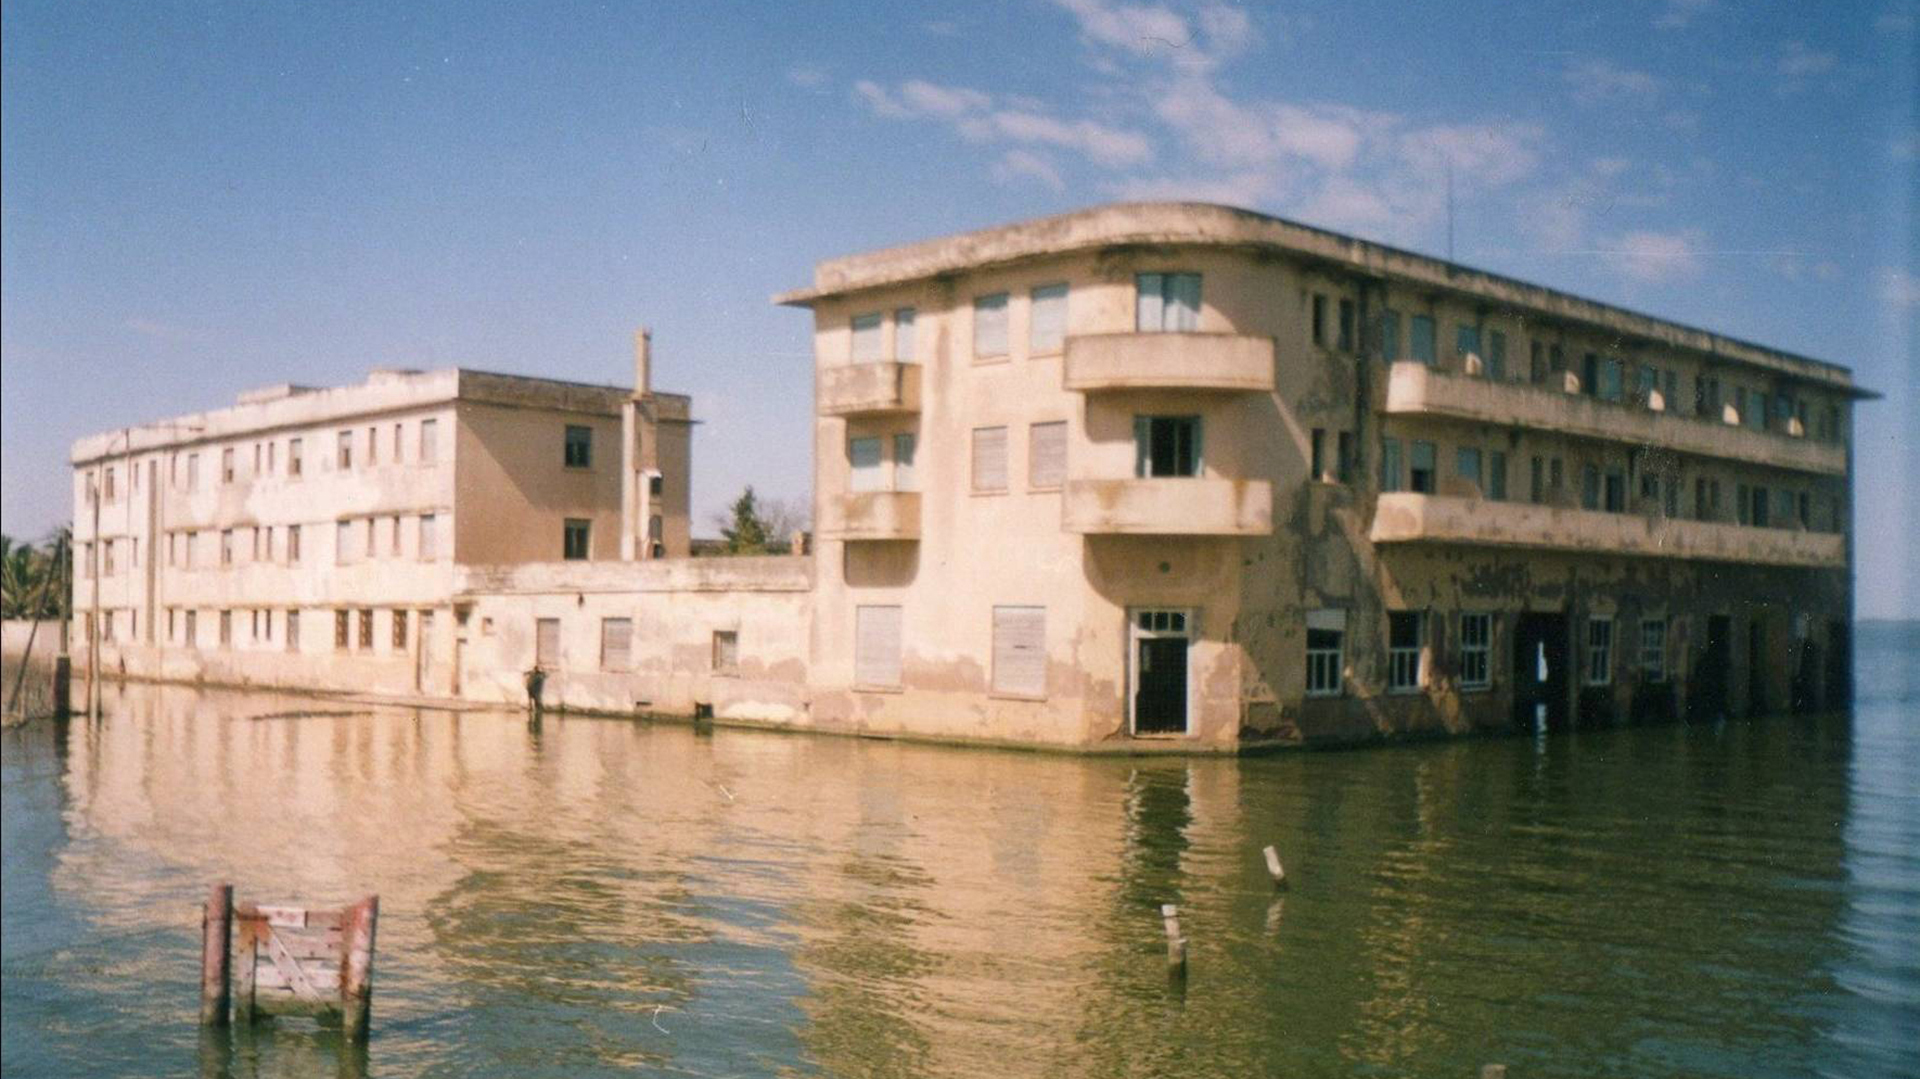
[1446,162,1456,264]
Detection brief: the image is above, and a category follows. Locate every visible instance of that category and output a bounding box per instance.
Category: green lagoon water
[4,623,1917,1078]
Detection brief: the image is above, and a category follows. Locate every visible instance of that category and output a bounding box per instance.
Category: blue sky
[3,0,1915,614]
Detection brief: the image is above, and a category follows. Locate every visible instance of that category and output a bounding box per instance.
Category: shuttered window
[893,308,916,361]
[1030,283,1068,352]
[992,606,1047,697]
[974,293,1009,358]
[849,437,885,492]
[972,426,1008,492]
[850,312,884,363]
[1029,421,1067,489]
[855,605,903,688]
[535,618,560,668]
[1136,273,1201,331]
[892,433,917,491]
[601,618,632,671]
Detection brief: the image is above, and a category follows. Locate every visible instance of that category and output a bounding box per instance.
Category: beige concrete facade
[783,202,1871,748]
[70,356,692,699]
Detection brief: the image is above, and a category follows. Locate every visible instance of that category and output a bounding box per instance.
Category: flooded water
[5,625,1917,1078]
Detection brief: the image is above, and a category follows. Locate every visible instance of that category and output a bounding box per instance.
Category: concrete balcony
[1064,333,1275,394]
[1369,492,1846,568]
[1063,478,1272,536]
[1384,362,1846,476]
[818,362,921,417]
[818,491,921,541]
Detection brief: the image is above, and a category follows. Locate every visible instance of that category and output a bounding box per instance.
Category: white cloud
[1878,267,1920,309]
[1601,229,1705,283]
[786,64,828,89]
[990,149,1066,191]
[1052,0,1194,58]
[899,80,991,118]
[1566,58,1664,106]
[1778,41,1837,79]
[854,78,1152,167]
[1654,0,1714,29]
[853,80,912,119]
[1399,123,1544,187]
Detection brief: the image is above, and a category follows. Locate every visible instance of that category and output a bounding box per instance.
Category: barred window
[1388,612,1424,693]
[1640,619,1667,682]
[1305,610,1345,697]
[1459,612,1492,690]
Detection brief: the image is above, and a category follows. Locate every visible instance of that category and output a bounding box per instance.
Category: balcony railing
[1064,333,1275,394]
[818,491,920,541]
[1063,478,1272,536]
[1369,492,1845,568]
[1383,362,1845,476]
[818,362,921,417]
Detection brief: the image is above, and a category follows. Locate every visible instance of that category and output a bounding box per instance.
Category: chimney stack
[633,327,652,396]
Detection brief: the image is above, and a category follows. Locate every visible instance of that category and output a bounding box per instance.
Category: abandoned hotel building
[70,202,1873,749]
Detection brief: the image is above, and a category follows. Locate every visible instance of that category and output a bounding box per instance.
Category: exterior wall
[454,400,622,564]
[453,557,811,722]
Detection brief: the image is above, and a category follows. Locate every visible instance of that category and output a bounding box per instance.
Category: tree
[720,486,772,554]
[0,529,71,620]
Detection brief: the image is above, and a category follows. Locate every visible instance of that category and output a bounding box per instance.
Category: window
[1665,475,1680,518]
[104,467,116,501]
[1597,357,1624,401]
[334,610,350,650]
[1640,619,1667,682]
[1409,441,1436,494]
[391,516,402,556]
[1136,272,1201,332]
[222,448,235,484]
[1585,618,1614,685]
[336,520,352,564]
[1695,477,1720,521]
[1029,422,1067,489]
[601,618,632,671]
[1737,483,1752,525]
[1550,458,1564,496]
[187,453,200,491]
[1456,323,1481,365]
[854,605,903,687]
[392,423,404,463]
[1305,609,1345,697]
[1456,447,1482,491]
[564,425,593,468]
[1459,613,1492,690]
[1337,298,1355,352]
[1635,365,1658,405]
[366,426,378,466]
[974,292,1010,358]
[221,529,234,566]
[419,419,438,464]
[563,519,592,560]
[894,308,917,361]
[535,618,560,668]
[1530,341,1547,384]
[1337,431,1356,484]
[1488,451,1508,501]
[1310,428,1326,481]
[851,312,884,362]
[268,440,277,474]
[992,606,1047,697]
[1030,283,1068,353]
[185,610,198,647]
[1751,484,1773,527]
[289,438,303,477]
[1387,612,1424,693]
[250,527,261,562]
[972,426,1008,492]
[1582,464,1601,510]
[337,430,353,470]
[1135,416,1201,478]
[893,433,917,491]
[649,473,664,497]
[1798,491,1812,529]
[1380,437,1404,492]
[358,609,374,649]
[1604,469,1625,513]
[419,514,438,560]
[286,610,299,652]
[365,517,376,558]
[1641,472,1660,503]
[1697,377,1722,418]
[1379,310,1401,361]
[103,540,115,576]
[392,609,408,650]
[848,437,884,493]
[288,524,302,564]
[1311,294,1327,345]
[1488,331,1507,380]
[1409,315,1436,364]
[712,630,739,674]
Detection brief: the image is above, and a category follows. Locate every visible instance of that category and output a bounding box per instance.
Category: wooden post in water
[200,883,233,1026]
[1160,903,1186,974]
[231,914,258,1025]
[1263,845,1288,889]
[341,895,379,1044]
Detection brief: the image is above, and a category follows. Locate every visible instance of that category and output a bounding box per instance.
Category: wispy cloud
[1654,0,1714,30]
[786,64,828,89]
[1878,267,1920,310]
[854,77,1153,169]
[1600,229,1705,283]
[1565,58,1665,106]
[1777,40,1837,82]
[991,149,1066,191]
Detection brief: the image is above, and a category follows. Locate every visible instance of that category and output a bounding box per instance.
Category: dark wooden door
[1512,613,1569,731]
[1134,637,1189,734]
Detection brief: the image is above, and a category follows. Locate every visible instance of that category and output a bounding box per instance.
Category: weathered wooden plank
[200,883,233,1027]
[261,925,323,1001]
[254,962,341,993]
[235,905,346,930]
[273,930,344,963]
[232,919,258,1024]
[341,896,379,1044]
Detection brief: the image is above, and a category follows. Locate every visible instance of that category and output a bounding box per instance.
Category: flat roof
[776,201,1874,396]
